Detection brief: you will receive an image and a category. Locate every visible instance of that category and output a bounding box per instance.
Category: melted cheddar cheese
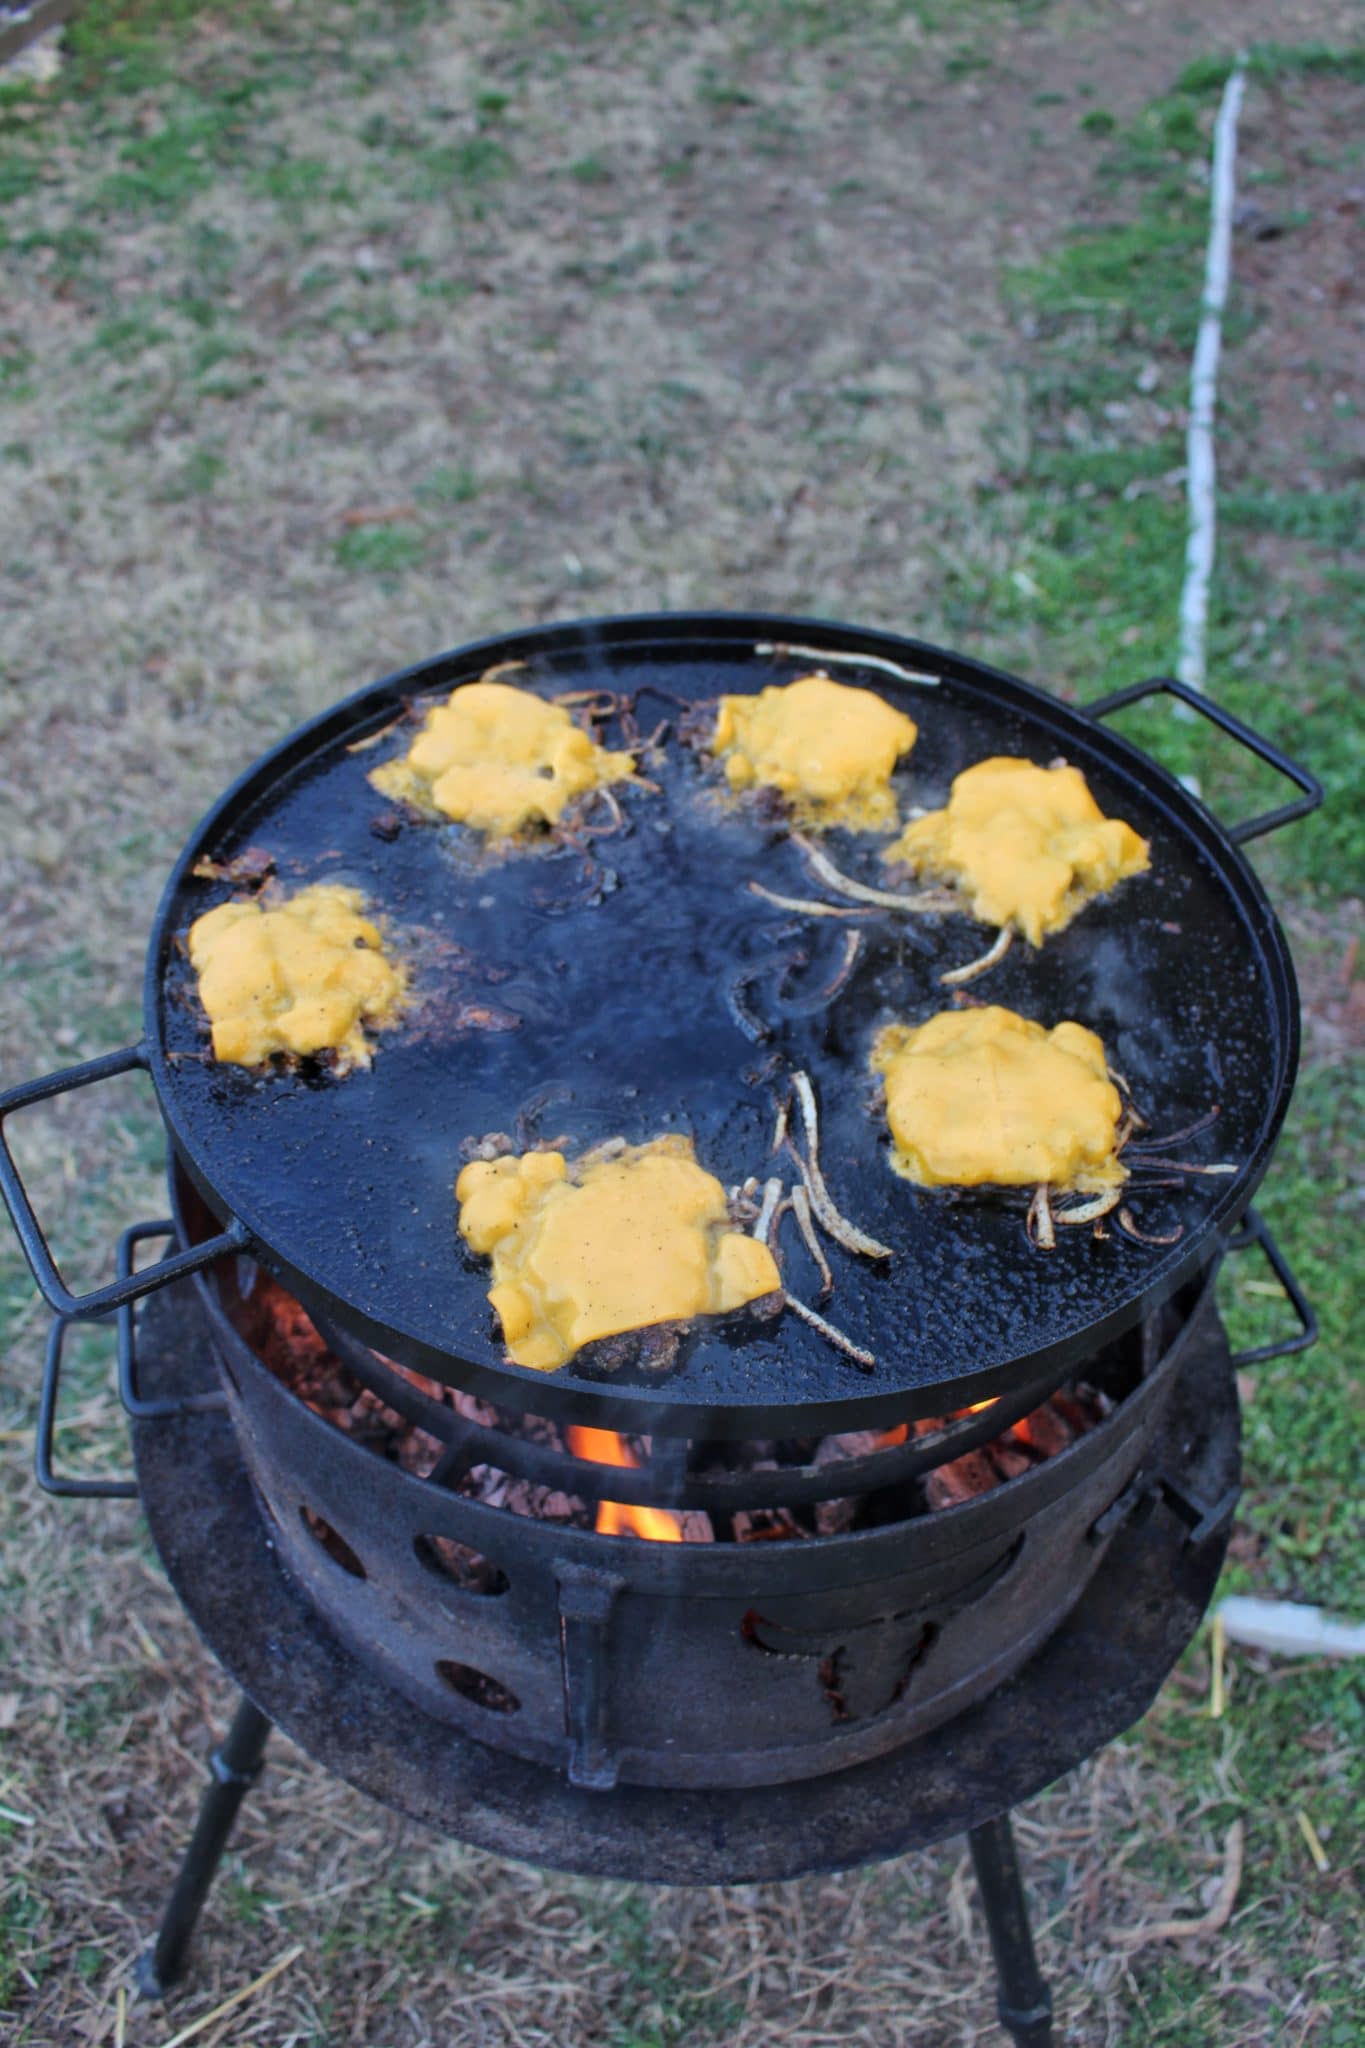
[870,1005,1127,1193]
[188,883,406,1071]
[884,757,1148,945]
[456,1135,781,1371]
[713,674,917,830]
[370,680,634,839]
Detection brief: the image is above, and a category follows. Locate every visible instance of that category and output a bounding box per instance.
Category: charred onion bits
[884,758,1150,951]
[455,1135,781,1372]
[369,679,635,840]
[713,673,917,830]
[870,1006,1127,1232]
[187,883,406,1072]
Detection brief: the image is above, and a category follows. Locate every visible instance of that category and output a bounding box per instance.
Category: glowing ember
[566,1426,684,1543]
[874,1395,994,1452]
[241,1270,1103,1537]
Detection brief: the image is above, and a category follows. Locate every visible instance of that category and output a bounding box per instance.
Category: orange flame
[565,1426,684,1542]
[874,1394,998,1452]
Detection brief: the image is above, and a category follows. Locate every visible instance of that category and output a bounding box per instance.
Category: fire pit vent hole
[414,1534,509,1598]
[299,1505,366,1579]
[436,1660,521,1715]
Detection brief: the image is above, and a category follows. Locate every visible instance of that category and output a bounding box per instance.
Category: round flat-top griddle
[136,614,1302,1436]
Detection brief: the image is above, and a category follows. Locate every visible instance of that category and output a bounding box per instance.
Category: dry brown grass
[1,1522,1319,2048]
[1,2,1361,2044]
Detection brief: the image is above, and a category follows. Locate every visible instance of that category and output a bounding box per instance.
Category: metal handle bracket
[36,1313,139,1499]
[0,1044,246,1318]
[1084,675,1323,843]
[117,1221,229,1420]
[1090,1470,1240,1551]
[1222,1208,1318,1367]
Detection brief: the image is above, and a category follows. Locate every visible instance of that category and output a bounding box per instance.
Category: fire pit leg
[967,1811,1054,2048]
[135,1695,273,1998]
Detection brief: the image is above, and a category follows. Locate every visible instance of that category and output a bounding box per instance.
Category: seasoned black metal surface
[146,613,1298,1435]
[131,1277,1237,1880]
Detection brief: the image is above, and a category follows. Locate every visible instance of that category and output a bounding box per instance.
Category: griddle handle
[1083,676,1323,843]
[117,1221,230,1420]
[0,1044,248,1319]
[1223,1207,1318,1367]
[36,1313,139,1499]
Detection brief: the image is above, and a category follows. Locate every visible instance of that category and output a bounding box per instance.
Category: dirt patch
[1226,73,1364,490]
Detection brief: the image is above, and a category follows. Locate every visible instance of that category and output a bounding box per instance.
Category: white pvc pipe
[1177,58,1247,695]
[1218,1596,1365,1660]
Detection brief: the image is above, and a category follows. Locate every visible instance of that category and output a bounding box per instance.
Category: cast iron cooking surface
[146,614,1297,1435]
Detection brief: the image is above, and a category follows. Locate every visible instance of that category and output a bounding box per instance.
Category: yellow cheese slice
[870,1005,1127,1193]
[370,680,634,839]
[713,673,917,830]
[188,883,405,1071]
[456,1135,781,1371]
[884,757,1149,945]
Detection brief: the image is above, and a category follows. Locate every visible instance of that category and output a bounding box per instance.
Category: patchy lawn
[0,6,1360,2045]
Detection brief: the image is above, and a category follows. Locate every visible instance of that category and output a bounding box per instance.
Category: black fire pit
[1,615,1322,2045]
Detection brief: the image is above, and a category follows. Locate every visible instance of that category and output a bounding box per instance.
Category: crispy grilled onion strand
[1117,1208,1184,1245]
[1132,1159,1235,1177]
[344,716,406,754]
[792,834,957,915]
[725,964,775,1044]
[1053,1187,1123,1227]
[754,641,941,688]
[1027,1184,1056,1251]
[821,930,864,1001]
[791,1071,894,1260]
[1026,1098,1230,1247]
[552,689,621,715]
[568,785,626,839]
[751,1173,873,1366]
[781,1290,876,1370]
[751,1176,784,1246]
[747,881,870,919]
[939,925,1014,987]
[575,1135,628,1168]
[1124,1107,1220,1153]
[788,1182,834,1298]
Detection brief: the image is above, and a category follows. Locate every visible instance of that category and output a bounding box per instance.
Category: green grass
[419,463,480,504]
[97,100,252,210]
[1126,1638,1365,2046]
[569,152,613,184]
[404,136,514,201]
[157,445,227,497]
[579,1890,747,2048]
[956,45,1365,895]
[974,54,1365,2039]
[254,152,354,207]
[0,1885,46,2008]
[92,309,173,359]
[1222,1063,1365,1612]
[1223,486,1364,547]
[334,524,428,573]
